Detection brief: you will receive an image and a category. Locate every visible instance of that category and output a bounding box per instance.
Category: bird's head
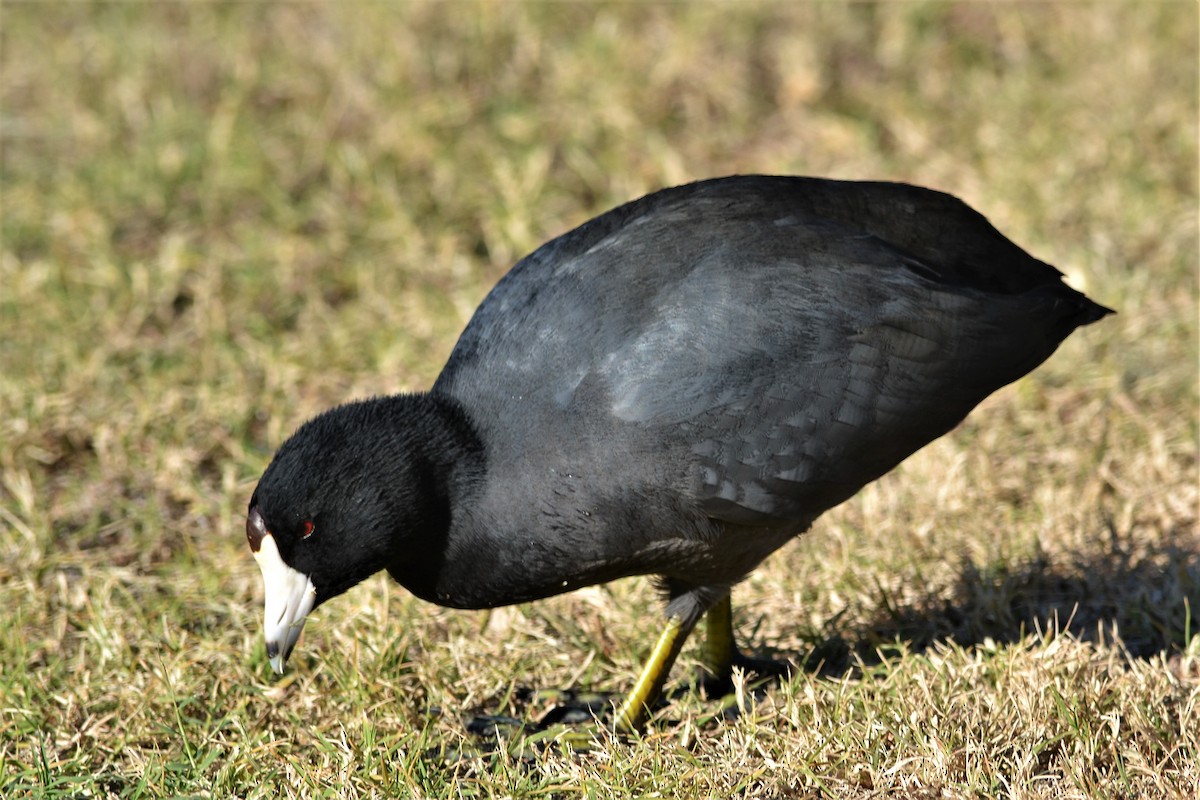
[245,399,417,673]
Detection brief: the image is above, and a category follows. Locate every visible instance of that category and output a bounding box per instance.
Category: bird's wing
[434,178,1089,525]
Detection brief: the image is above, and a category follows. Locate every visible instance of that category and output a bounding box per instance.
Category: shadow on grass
[800,537,1199,675]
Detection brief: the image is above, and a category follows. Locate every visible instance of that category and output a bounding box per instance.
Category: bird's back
[434,176,1111,530]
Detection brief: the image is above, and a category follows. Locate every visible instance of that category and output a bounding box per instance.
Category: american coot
[246,175,1112,732]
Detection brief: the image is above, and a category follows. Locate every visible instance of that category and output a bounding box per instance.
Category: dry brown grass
[1,2,1196,798]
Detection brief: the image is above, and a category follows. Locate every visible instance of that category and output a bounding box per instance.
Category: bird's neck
[380,395,689,609]
[371,392,488,601]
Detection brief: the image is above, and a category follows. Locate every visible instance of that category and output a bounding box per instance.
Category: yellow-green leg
[610,594,793,733]
[611,615,691,733]
[611,596,738,732]
[701,595,795,695]
[704,594,737,682]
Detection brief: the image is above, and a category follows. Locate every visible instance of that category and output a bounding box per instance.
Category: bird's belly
[656,520,810,585]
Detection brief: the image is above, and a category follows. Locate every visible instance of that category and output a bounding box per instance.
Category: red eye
[302,520,315,539]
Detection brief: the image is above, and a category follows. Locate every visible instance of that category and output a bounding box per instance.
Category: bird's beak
[247,509,316,674]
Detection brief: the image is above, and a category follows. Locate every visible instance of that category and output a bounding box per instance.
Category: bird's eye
[302,520,315,539]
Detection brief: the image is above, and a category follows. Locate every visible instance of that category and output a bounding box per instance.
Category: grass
[1,2,1196,798]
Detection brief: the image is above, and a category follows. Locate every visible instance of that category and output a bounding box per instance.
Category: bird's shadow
[829,536,1197,668]
[447,534,1196,755]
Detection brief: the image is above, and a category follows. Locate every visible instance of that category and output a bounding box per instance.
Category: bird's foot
[695,651,796,724]
[699,650,795,697]
[457,689,625,755]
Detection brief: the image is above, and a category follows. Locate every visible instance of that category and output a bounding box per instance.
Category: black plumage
[246,175,1111,731]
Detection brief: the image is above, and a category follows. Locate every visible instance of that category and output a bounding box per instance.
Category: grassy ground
[2,2,1197,798]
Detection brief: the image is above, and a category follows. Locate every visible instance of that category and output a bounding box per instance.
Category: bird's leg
[611,614,696,733]
[527,595,794,744]
[703,593,737,684]
[700,595,794,696]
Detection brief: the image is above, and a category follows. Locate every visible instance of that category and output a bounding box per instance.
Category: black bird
[245,175,1111,732]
